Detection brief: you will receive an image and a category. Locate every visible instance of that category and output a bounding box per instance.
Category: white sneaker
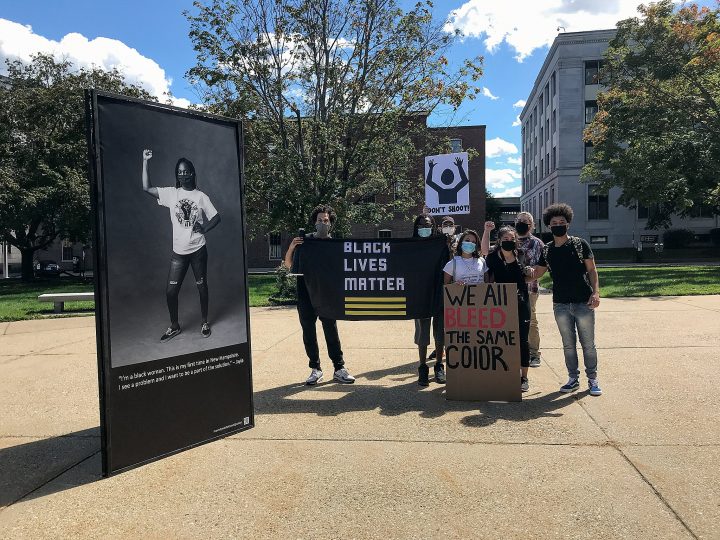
[306,368,323,385]
[333,368,355,384]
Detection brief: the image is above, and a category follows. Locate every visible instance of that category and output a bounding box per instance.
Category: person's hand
[484,220,495,231]
[524,266,535,279]
[289,236,304,248]
[143,149,153,161]
[454,156,464,168]
[192,221,205,234]
[428,159,435,169]
[587,291,600,309]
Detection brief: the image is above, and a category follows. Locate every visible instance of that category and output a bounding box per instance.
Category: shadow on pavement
[0,428,101,507]
[254,361,585,422]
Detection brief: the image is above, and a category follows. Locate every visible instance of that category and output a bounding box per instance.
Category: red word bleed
[444,307,507,329]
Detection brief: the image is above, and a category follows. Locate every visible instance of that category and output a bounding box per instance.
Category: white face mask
[442,226,455,235]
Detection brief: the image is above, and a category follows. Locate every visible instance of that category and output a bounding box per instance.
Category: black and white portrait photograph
[95,97,248,368]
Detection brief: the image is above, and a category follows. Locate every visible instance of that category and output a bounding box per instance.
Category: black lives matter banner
[86,91,253,475]
[299,236,448,320]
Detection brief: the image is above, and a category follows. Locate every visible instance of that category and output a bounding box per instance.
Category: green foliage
[662,228,695,249]
[582,1,720,228]
[185,0,483,235]
[273,264,298,302]
[0,54,153,279]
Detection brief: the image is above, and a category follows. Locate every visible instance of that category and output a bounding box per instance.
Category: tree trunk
[21,249,35,282]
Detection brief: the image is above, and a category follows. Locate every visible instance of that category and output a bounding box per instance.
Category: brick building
[246,122,486,270]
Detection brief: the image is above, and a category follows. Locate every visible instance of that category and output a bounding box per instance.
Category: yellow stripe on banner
[344,297,406,303]
[345,310,407,316]
[344,304,406,309]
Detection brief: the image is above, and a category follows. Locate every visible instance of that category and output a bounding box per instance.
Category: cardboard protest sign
[443,283,521,402]
[424,152,470,216]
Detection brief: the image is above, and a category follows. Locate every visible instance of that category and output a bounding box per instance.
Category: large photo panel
[87,91,253,475]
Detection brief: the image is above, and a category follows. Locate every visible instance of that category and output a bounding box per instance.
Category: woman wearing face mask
[484,225,534,393]
[412,214,446,386]
[141,149,221,342]
[442,222,492,286]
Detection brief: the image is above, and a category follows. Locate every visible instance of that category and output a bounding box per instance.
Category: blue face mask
[461,241,476,254]
[417,227,432,238]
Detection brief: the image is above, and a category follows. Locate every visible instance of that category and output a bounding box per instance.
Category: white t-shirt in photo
[443,255,488,284]
[157,187,218,255]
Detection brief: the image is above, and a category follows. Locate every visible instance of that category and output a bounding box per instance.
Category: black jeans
[518,294,531,368]
[297,277,344,370]
[166,245,208,327]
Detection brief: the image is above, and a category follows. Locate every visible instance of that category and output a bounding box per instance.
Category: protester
[515,211,545,367]
[411,214,446,386]
[484,224,534,392]
[283,205,355,386]
[442,222,493,286]
[533,203,602,396]
[427,215,459,362]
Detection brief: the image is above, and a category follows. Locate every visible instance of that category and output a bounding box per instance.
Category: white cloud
[513,100,526,108]
[486,167,520,189]
[0,18,189,106]
[512,115,521,127]
[507,157,522,165]
[486,137,518,158]
[482,86,499,100]
[491,186,522,197]
[445,0,646,61]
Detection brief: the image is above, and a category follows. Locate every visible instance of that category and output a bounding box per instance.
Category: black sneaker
[529,355,541,368]
[418,364,430,386]
[201,322,212,338]
[434,363,446,384]
[160,327,181,342]
[521,376,529,392]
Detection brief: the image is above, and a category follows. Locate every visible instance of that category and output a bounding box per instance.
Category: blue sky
[1,0,707,198]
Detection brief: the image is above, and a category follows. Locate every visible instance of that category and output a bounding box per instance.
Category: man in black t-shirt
[533,203,603,396]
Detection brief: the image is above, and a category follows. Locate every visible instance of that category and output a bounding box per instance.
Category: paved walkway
[1,295,719,539]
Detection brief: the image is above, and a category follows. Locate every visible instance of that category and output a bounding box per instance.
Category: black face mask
[551,225,568,237]
[501,240,516,252]
[515,222,530,235]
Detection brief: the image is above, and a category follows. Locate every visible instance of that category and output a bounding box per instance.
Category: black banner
[86,91,253,475]
[299,236,449,320]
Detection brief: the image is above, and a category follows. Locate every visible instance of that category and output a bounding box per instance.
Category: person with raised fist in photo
[141,149,221,342]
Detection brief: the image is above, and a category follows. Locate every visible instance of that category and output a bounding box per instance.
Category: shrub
[271,264,297,304]
[662,228,694,249]
[710,228,720,247]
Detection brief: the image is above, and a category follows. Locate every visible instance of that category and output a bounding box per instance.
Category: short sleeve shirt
[537,237,594,303]
[157,187,218,255]
[518,235,544,294]
[485,249,529,299]
[443,256,488,284]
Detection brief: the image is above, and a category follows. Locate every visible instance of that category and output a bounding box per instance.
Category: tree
[484,189,502,227]
[582,1,720,228]
[186,0,483,234]
[0,54,153,280]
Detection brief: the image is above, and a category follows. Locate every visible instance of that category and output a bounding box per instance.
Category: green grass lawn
[0,274,281,322]
[593,246,719,263]
[539,266,720,297]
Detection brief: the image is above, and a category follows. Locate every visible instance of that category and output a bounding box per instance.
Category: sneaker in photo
[160,327,181,342]
[333,367,355,384]
[201,322,212,338]
[306,368,324,385]
[417,364,430,387]
[588,378,602,396]
[529,355,541,368]
[521,376,529,392]
[559,377,580,393]
[434,363,446,384]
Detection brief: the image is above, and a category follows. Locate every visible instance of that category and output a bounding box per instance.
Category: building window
[545,83,550,107]
[539,92,544,113]
[584,142,594,164]
[552,147,556,171]
[540,159,544,179]
[450,138,462,153]
[585,60,602,85]
[534,166,537,187]
[585,101,598,124]
[357,194,376,204]
[545,119,549,140]
[378,229,392,239]
[551,185,555,204]
[62,240,74,262]
[637,203,655,219]
[539,125,543,144]
[588,185,609,220]
[552,110,556,133]
[551,72,556,97]
[641,234,658,243]
[534,106,537,125]
[689,202,713,218]
[269,233,282,260]
[544,189,549,208]
[590,236,608,244]
[545,152,549,175]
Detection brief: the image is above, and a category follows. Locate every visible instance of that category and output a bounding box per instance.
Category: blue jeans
[553,302,598,379]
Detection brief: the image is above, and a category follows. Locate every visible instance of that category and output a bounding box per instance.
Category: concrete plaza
[0,294,719,539]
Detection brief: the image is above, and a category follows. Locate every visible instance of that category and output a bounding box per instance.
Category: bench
[38,292,94,313]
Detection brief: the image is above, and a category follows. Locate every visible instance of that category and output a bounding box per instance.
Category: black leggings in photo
[518,295,531,368]
[166,245,208,327]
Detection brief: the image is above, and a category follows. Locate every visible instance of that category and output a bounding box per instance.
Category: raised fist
[484,220,495,231]
[143,149,153,161]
